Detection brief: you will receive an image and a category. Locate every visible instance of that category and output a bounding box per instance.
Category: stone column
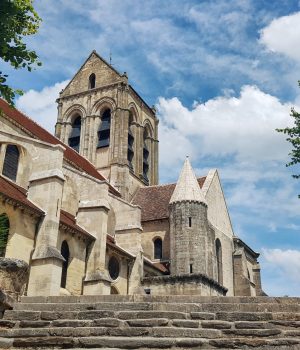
[27,145,65,296]
[77,199,111,295]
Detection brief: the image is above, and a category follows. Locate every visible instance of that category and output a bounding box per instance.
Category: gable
[203,169,234,237]
[61,51,122,97]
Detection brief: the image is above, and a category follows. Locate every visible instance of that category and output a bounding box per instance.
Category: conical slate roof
[169,157,207,205]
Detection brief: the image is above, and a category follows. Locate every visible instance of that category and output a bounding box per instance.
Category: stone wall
[142,274,227,296]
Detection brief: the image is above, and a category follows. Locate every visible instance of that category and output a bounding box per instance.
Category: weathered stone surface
[78,310,115,319]
[0,337,13,349]
[223,328,282,337]
[172,319,199,328]
[4,310,40,321]
[13,336,74,348]
[216,311,273,321]
[190,311,215,320]
[93,318,124,327]
[0,258,29,299]
[152,326,221,339]
[201,320,232,329]
[108,327,150,337]
[127,318,169,327]
[19,320,50,328]
[235,321,272,329]
[118,311,187,320]
[0,320,16,328]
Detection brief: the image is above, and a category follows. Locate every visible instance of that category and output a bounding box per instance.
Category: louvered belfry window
[127,115,134,170]
[2,145,19,181]
[143,130,149,183]
[68,116,81,152]
[97,109,111,148]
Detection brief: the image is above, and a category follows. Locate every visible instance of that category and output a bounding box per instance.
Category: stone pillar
[253,263,264,296]
[76,188,111,295]
[233,249,251,296]
[54,101,63,139]
[27,145,65,296]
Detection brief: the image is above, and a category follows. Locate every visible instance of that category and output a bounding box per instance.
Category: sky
[2,0,300,296]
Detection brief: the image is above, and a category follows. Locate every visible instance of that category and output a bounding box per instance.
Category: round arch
[91,97,116,116]
[63,104,86,123]
[153,236,163,260]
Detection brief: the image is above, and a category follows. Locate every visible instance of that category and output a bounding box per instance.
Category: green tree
[0,0,42,105]
[0,213,9,257]
[276,81,300,193]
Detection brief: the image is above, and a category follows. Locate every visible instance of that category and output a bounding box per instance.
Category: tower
[169,158,216,279]
[55,51,159,200]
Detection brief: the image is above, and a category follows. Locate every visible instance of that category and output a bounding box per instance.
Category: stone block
[127,318,169,327]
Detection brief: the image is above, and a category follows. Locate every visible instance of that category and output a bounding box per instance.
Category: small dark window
[97,109,111,148]
[2,145,19,181]
[60,240,70,288]
[89,73,96,89]
[216,239,223,285]
[188,217,192,227]
[154,238,162,260]
[143,129,149,183]
[127,114,134,170]
[68,116,81,152]
[108,256,120,280]
[0,213,9,257]
[190,264,193,273]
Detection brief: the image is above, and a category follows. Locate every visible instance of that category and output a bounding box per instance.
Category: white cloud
[157,85,296,168]
[260,12,300,61]
[262,248,300,296]
[16,80,69,133]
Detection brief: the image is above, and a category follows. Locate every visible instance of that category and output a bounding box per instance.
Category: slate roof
[170,157,207,205]
[0,98,120,197]
[0,175,44,215]
[132,177,206,222]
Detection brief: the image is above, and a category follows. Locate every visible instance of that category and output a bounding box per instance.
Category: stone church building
[0,51,263,298]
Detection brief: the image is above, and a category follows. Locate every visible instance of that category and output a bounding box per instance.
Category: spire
[169,157,207,205]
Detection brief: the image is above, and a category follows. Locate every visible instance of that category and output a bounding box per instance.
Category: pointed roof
[169,157,207,205]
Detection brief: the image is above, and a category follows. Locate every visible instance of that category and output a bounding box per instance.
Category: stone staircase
[0,295,300,349]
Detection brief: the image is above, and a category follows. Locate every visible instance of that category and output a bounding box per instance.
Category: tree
[276,81,300,195]
[0,0,42,105]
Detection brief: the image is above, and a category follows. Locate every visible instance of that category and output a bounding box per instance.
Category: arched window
[2,145,19,181]
[89,73,96,89]
[108,256,120,280]
[97,109,111,148]
[60,240,70,289]
[68,116,81,152]
[216,239,223,285]
[127,114,134,170]
[143,129,150,183]
[0,213,9,257]
[154,238,162,260]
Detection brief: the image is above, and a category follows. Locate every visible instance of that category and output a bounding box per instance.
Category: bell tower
[55,51,159,200]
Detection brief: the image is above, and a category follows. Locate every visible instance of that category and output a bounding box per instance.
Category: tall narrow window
[154,238,162,260]
[68,116,81,152]
[143,129,149,183]
[127,114,134,170]
[97,109,111,148]
[2,145,19,181]
[215,239,223,285]
[89,73,96,89]
[188,217,192,227]
[0,213,9,257]
[60,240,70,289]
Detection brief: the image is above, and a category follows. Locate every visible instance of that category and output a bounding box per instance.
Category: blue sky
[2,0,300,296]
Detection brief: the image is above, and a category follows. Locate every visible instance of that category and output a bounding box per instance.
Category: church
[0,51,263,297]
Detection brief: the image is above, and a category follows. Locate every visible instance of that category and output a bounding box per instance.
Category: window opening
[108,256,120,280]
[97,109,111,148]
[60,240,70,288]
[188,217,192,227]
[143,129,149,183]
[89,73,96,89]
[190,264,193,273]
[127,114,134,170]
[68,116,81,152]
[2,145,19,181]
[0,213,9,257]
[154,238,162,260]
[215,239,223,285]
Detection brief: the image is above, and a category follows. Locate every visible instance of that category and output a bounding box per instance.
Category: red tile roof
[144,257,169,274]
[0,175,44,215]
[132,177,206,222]
[0,98,120,197]
[60,210,95,239]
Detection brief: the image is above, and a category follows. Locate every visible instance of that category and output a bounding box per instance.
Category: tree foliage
[0,0,42,105]
[0,213,9,257]
[276,81,300,193]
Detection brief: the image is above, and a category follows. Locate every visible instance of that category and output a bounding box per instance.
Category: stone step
[2,335,300,349]
[12,301,300,313]
[19,295,300,305]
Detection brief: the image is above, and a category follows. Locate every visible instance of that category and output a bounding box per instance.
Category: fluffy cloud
[262,248,300,296]
[157,85,295,168]
[260,12,300,61]
[16,80,69,133]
